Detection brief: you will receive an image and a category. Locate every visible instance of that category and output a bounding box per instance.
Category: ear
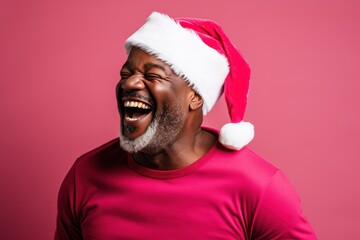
[189,91,203,111]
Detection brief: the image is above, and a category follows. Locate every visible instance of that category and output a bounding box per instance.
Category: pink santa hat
[125,12,254,150]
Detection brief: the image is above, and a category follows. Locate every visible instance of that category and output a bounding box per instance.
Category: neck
[133,128,216,170]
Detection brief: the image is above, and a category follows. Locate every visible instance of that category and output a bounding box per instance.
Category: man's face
[116,47,193,154]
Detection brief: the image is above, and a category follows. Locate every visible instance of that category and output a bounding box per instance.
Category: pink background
[1,0,359,239]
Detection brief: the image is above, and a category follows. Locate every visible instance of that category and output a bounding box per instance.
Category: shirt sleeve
[251,170,317,240]
[54,162,83,240]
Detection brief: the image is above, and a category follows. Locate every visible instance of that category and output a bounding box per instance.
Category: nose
[120,74,145,90]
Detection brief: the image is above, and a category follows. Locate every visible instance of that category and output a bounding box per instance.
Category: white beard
[119,103,186,154]
[119,119,158,153]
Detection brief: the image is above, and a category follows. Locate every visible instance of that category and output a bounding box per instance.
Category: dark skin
[117,47,216,170]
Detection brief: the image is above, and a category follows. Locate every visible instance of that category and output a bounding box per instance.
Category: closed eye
[145,74,162,81]
[120,72,132,79]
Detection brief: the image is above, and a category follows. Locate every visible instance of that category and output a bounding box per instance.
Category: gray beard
[119,119,158,153]
[119,103,186,154]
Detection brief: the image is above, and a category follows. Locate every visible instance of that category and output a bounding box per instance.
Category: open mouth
[123,100,153,121]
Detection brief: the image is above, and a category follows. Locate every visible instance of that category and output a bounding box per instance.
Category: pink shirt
[55,130,316,239]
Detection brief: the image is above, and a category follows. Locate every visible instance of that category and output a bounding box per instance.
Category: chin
[119,119,159,153]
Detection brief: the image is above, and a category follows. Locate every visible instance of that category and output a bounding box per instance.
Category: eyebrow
[120,62,168,75]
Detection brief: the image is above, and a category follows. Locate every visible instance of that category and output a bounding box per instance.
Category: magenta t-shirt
[55,129,316,239]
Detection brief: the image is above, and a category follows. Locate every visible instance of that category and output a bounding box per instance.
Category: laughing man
[55,12,317,239]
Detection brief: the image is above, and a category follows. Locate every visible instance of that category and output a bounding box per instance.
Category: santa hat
[125,12,254,150]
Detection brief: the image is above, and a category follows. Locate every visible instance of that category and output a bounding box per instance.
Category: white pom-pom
[219,121,254,150]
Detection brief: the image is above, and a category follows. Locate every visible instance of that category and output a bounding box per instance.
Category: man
[55,12,316,239]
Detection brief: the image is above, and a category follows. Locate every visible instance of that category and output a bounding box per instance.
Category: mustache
[120,91,155,106]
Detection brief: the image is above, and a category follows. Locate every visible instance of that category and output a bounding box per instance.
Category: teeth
[125,116,140,121]
[123,100,150,109]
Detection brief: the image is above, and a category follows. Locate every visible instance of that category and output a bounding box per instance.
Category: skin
[116,47,216,170]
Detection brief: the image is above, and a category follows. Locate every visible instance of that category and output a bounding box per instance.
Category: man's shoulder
[215,145,279,176]
[211,144,280,191]
[78,138,122,160]
[74,138,127,173]
[203,126,278,176]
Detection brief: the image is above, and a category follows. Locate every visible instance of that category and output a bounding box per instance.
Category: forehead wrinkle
[144,63,167,72]
[121,60,171,74]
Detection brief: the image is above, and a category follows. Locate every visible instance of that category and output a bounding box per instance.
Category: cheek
[151,84,169,93]
[153,84,189,99]
[115,82,122,99]
[150,85,173,106]
[115,82,124,112]
[151,83,192,110]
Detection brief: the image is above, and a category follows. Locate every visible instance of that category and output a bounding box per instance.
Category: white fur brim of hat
[125,12,229,115]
